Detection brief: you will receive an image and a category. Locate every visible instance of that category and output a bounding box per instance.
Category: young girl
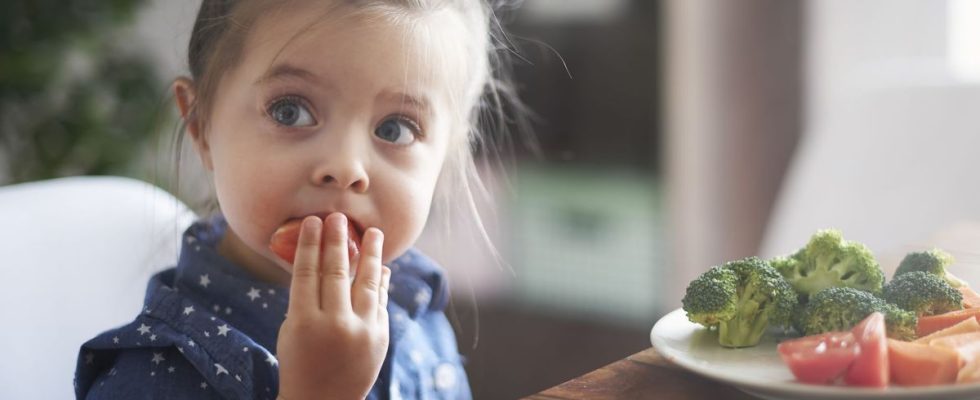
[74,0,524,398]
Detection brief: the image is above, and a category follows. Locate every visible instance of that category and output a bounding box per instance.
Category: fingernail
[303,216,321,231]
[369,228,384,252]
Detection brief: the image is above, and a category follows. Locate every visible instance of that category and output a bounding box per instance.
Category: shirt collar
[172,214,289,350]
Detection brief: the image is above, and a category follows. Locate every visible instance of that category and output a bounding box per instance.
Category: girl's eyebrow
[254,63,325,87]
[378,89,431,115]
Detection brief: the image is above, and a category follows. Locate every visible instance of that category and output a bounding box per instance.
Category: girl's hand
[277,213,391,400]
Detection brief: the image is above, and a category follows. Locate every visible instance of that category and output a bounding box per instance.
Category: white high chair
[0,176,196,399]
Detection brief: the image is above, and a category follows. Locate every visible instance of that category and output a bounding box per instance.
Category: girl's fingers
[287,216,323,316]
[319,212,353,313]
[352,227,384,317]
[377,266,391,322]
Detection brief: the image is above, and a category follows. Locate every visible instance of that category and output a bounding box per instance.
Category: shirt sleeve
[81,347,225,400]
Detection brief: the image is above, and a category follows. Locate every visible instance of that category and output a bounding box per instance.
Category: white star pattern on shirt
[200,382,208,389]
[215,363,229,376]
[188,340,196,347]
[183,305,195,315]
[225,307,232,315]
[85,353,94,364]
[247,287,261,301]
[262,302,268,309]
[414,290,431,305]
[410,350,424,364]
[217,324,230,336]
[151,353,165,365]
[168,366,175,373]
[235,374,242,382]
[268,289,276,295]
[150,334,157,342]
[204,331,210,338]
[265,353,278,367]
[137,323,151,335]
[213,304,220,312]
[112,336,119,344]
[199,274,211,288]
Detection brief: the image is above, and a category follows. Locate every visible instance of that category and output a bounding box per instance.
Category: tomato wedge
[778,331,860,384]
[269,216,361,264]
[845,312,889,387]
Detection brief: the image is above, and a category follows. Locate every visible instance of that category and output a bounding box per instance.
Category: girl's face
[177,4,472,284]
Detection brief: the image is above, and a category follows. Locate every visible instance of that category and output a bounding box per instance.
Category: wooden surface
[526,347,757,399]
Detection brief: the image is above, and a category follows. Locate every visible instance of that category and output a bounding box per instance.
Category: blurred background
[3,0,980,398]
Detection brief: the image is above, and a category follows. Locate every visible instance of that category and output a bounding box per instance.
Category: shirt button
[433,362,456,391]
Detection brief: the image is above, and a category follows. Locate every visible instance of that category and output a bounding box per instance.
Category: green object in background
[1,0,163,184]
[510,165,666,329]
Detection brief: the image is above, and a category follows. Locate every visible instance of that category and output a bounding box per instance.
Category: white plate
[650,308,980,400]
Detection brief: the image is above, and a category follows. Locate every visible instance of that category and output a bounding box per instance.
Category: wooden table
[526,347,757,399]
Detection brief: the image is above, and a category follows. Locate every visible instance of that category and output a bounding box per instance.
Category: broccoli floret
[770,229,885,302]
[883,271,963,316]
[880,302,918,341]
[681,266,738,328]
[895,249,967,288]
[802,287,880,334]
[802,287,918,340]
[682,257,797,348]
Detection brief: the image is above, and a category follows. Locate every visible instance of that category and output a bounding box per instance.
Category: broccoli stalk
[682,257,797,348]
[770,229,885,302]
[718,277,774,347]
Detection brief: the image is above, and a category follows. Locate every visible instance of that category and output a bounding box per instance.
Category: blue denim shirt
[75,215,471,399]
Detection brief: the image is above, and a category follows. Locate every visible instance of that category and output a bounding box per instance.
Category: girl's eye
[374,116,420,145]
[267,97,315,127]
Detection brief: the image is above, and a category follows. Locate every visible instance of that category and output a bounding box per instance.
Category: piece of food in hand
[799,287,918,341]
[269,216,361,264]
[778,331,860,384]
[769,229,885,302]
[958,286,980,309]
[884,271,963,317]
[845,312,889,387]
[914,317,980,344]
[887,338,960,386]
[894,248,968,288]
[917,307,980,338]
[681,257,798,348]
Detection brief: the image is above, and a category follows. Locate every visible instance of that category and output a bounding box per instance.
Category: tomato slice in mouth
[268,215,362,265]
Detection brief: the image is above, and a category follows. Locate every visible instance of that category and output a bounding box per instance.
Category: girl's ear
[173,77,214,171]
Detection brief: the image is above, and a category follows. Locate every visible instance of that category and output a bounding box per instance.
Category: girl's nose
[311,154,370,193]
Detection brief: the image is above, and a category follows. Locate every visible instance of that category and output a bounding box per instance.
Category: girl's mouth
[268,213,363,266]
